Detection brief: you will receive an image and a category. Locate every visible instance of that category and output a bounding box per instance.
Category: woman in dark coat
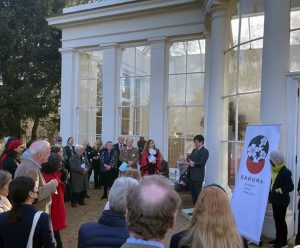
[100,141,118,199]
[268,151,294,248]
[69,145,89,207]
[0,176,56,248]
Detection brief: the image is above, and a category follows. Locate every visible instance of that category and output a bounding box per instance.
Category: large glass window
[119,46,150,143]
[76,49,103,145]
[224,0,264,186]
[168,40,205,167]
[290,1,300,71]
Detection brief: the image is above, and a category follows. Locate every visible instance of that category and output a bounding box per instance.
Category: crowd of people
[0,134,297,248]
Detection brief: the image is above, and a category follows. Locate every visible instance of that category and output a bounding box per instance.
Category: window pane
[186,73,204,105]
[90,50,101,78]
[78,80,89,106]
[169,107,185,137]
[237,93,260,141]
[77,108,89,134]
[168,74,186,105]
[133,107,149,136]
[121,107,132,135]
[290,30,300,72]
[291,10,300,30]
[121,47,135,77]
[231,17,240,47]
[120,76,133,106]
[96,108,102,135]
[249,15,264,40]
[169,42,186,74]
[238,48,262,93]
[79,52,91,79]
[136,46,151,76]
[186,107,204,138]
[121,107,149,136]
[227,97,237,141]
[134,77,150,106]
[187,40,205,73]
[225,51,238,95]
[168,137,185,168]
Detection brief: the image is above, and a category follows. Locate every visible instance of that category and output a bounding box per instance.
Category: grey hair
[126,137,134,143]
[75,144,84,152]
[108,177,139,214]
[29,140,50,157]
[0,171,12,189]
[270,151,285,164]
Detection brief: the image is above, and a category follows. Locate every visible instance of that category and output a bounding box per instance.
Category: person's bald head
[126,175,181,241]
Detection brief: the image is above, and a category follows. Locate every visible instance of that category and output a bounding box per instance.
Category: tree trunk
[31,118,39,140]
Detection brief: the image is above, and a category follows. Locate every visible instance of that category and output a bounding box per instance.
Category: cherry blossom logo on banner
[246,135,269,174]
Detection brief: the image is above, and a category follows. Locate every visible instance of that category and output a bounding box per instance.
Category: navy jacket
[0,204,56,248]
[269,166,294,206]
[78,210,129,248]
[187,146,209,182]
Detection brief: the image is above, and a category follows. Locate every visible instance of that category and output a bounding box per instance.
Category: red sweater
[42,171,67,231]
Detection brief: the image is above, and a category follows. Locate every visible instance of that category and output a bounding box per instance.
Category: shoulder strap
[26,211,43,248]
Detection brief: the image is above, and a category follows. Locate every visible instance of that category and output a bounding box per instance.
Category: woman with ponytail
[0,177,56,247]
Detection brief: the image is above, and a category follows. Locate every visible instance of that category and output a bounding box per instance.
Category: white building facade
[48,0,300,236]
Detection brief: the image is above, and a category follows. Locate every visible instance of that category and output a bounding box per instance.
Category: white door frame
[286,72,300,235]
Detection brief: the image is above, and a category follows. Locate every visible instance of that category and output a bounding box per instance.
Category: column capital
[59,47,75,55]
[204,0,227,14]
[204,1,227,33]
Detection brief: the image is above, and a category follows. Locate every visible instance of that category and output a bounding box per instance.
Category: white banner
[231,124,280,244]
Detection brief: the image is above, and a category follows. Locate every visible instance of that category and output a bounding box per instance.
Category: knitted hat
[7,140,23,151]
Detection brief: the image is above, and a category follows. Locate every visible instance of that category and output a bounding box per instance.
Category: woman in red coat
[42,153,67,248]
[140,140,162,177]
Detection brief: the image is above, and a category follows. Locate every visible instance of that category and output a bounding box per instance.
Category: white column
[260,0,290,152]
[205,6,227,185]
[59,48,76,145]
[148,38,167,158]
[100,43,121,143]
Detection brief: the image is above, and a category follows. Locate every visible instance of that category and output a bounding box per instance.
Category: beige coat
[14,159,57,213]
[119,147,139,168]
[0,195,12,213]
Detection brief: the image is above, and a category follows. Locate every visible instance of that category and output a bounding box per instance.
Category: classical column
[100,43,121,143]
[205,6,227,185]
[59,48,76,144]
[260,0,290,152]
[148,37,167,158]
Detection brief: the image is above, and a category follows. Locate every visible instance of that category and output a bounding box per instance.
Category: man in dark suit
[113,136,127,177]
[187,134,209,204]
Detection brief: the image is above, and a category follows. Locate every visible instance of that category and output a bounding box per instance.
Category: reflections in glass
[186,73,204,105]
[186,107,204,137]
[169,42,186,74]
[168,74,186,105]
[237,93,260,141]
[238,48,262,93]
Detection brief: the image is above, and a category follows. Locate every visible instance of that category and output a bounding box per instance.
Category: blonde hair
[180,186,243,248]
